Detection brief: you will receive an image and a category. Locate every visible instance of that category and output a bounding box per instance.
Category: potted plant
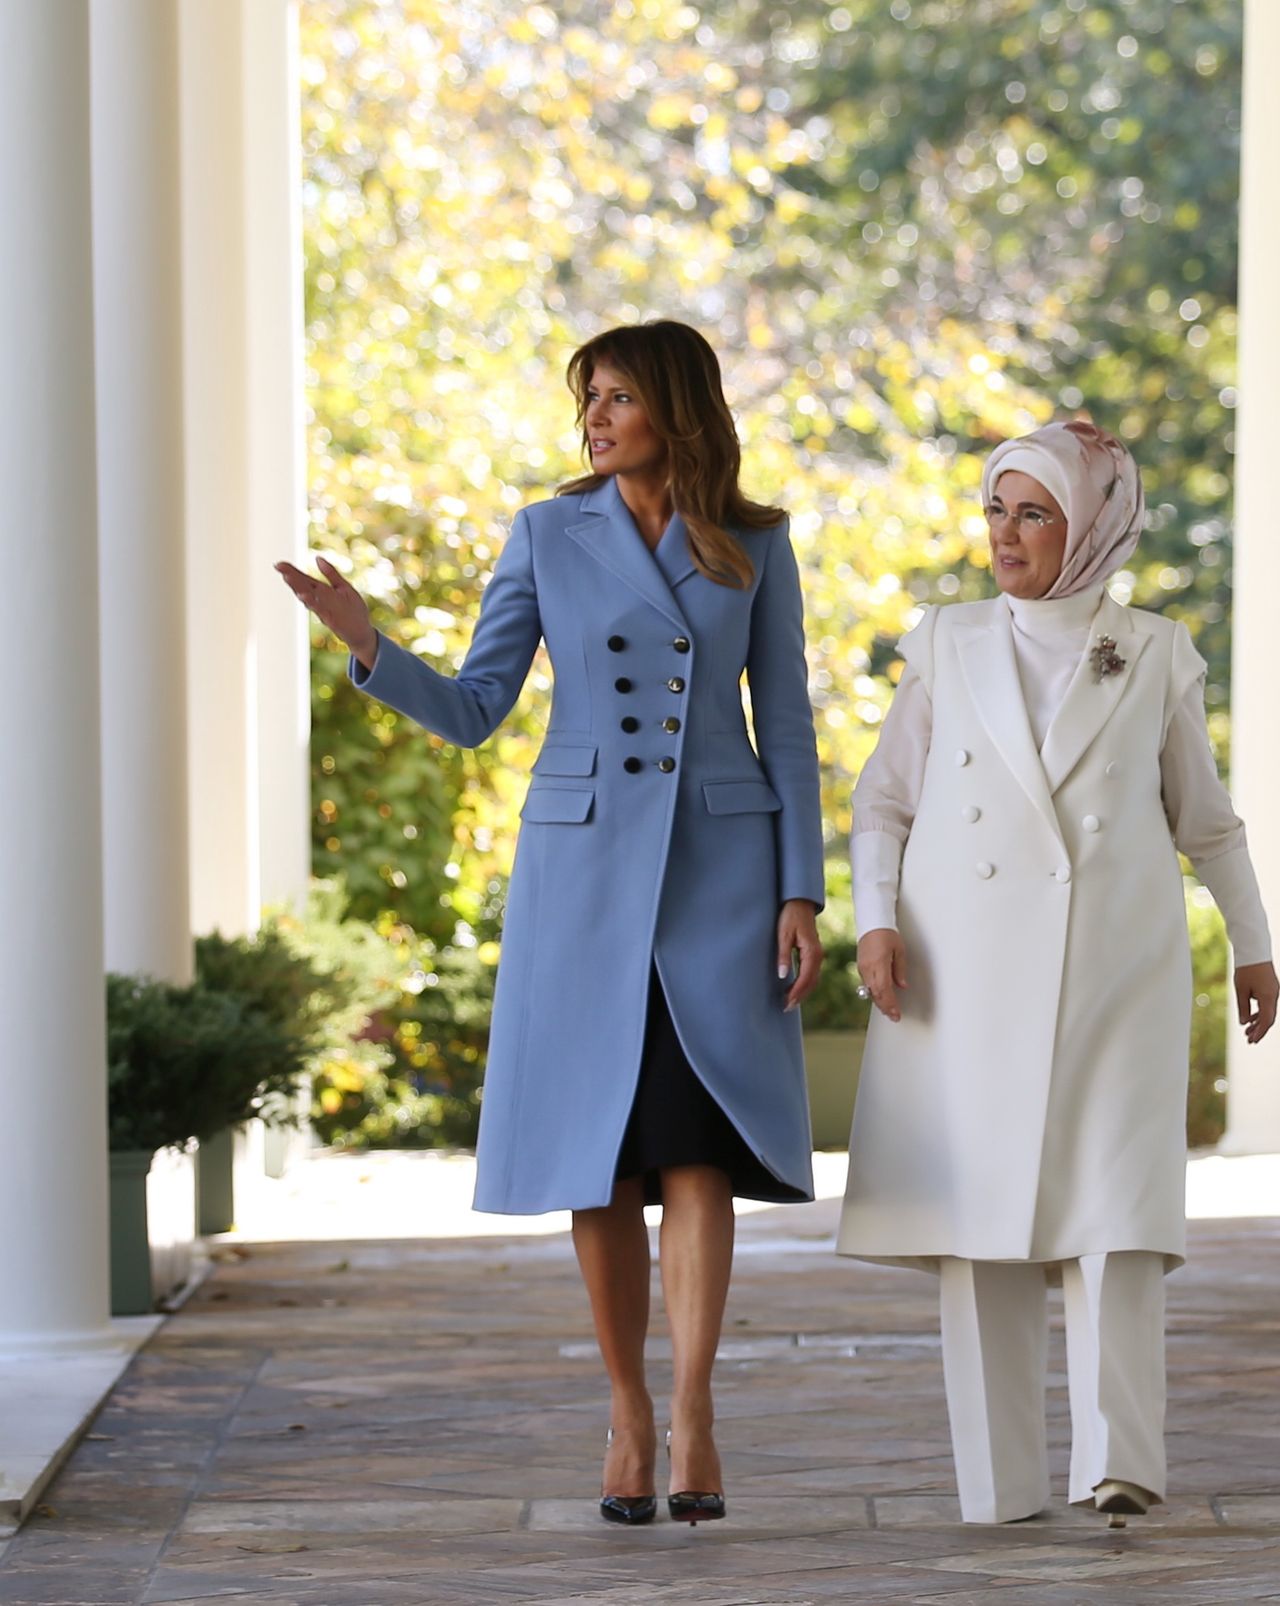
[191,926,333,1231]
[802,896,873,1150]
[106,965,315,1314]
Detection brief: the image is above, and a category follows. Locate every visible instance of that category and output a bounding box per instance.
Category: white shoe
[1093,1478,1150,1528]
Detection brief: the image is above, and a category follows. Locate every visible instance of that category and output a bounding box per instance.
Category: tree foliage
[300,0,1240,936]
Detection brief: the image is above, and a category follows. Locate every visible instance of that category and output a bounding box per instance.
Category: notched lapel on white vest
[954,607,1064,850]
[1039,592,1152,794]
[565,477,691,632]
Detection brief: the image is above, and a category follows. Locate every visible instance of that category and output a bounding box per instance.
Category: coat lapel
[1039,592,1151,794]
[954,604,1064,849]
[654,511,698,591]
[565,478,690,631]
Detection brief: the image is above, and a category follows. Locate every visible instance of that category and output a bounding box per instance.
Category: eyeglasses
[984,504,1063,534]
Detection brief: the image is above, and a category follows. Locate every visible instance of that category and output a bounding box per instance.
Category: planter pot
[803,1029,866,1150]
[195,1126,235,1235]
[109,1148,155,1316]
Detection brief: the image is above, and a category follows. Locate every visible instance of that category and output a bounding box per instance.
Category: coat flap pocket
[532,744,597,778]
[520,786,595,824]
[702,779,782,815]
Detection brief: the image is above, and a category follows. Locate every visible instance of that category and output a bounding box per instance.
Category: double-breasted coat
[351,475,825,1213]
[838,592,1207,1272]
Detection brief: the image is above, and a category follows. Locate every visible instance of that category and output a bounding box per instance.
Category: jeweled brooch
[1089,635,1127,682]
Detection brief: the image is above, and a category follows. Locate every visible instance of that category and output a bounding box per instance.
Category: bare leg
[658,1164,735,1494]
[572,1175,655,1496]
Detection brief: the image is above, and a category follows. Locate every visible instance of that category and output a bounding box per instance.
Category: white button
[961,804,981,823]
[956,749,970,767]
[1054,866,1072,883]
[1082,814,1100,833]
[975,861,994,879]
[1105,761,1119,777]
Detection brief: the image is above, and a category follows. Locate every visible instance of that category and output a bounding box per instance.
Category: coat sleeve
[347,509,543,748]
[848,606,938,936]
[1160,623,1273,966]
[744,520,826,910]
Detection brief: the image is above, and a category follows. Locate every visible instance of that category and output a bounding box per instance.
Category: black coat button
[657,757,676,773]
[666,677,685,693]
[662,717,681,733]
[673,636,691,653]
[623,756,642,774]
[615,677,632,693]
[620,716,640,733]
[607,635,626,652]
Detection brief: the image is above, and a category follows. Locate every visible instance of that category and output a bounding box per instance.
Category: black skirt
[614,964,807,1206]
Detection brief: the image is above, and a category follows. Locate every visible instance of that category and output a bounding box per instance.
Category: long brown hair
[558,320,783,589]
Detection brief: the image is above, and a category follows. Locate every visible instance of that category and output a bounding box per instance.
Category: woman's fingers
[856,929,904,1023]
[784,933,824,1010]
[1236,963,1280,1044]
[871,972,900,1022]
[858,956,899,1021]
[316,555,357,594]
[275,557,373,653]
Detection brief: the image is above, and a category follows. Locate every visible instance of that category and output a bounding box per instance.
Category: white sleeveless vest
[838,591,1206,1271]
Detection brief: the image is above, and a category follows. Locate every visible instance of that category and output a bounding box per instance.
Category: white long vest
[838,592,1206,1273]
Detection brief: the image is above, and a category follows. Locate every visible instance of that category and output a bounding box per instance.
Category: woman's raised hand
[1235,960,1279,1045]
[856,927,907,1023]
[276,556,378,670]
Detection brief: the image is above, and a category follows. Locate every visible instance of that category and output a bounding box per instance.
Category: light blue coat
[350,475,825,1213]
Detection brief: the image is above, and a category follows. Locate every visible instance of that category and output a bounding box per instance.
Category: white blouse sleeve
[1160,636,1272,966]
[850,608,937,935]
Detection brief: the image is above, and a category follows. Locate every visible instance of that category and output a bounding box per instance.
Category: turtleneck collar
[1003,584,1105,640]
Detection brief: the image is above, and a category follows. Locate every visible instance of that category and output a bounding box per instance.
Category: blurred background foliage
[299,0,1240,1143]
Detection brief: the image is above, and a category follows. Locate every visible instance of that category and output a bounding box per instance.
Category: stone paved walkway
[1,1197,1279,1604]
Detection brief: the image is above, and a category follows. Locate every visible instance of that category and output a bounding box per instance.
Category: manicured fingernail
[778,964,789,978]
[784,1002,796,1013]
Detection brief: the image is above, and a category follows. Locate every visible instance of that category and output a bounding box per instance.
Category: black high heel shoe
[598,1428,657,1526]
[665,1428,726,1526]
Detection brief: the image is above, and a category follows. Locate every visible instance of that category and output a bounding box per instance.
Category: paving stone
[180,1496,524,1536]
[0,1203,1277,1604]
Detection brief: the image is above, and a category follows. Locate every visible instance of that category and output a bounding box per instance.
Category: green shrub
[267,880,495,1151]
[106,974,310,1153]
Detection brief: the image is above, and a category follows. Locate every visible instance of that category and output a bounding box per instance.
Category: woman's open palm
[276,556,377,666]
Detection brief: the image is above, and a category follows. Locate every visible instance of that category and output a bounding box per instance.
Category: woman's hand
[777,899,823,1012]
[857,927,907,1023]
[1235,960,1279,1044]
[276,556,378,669]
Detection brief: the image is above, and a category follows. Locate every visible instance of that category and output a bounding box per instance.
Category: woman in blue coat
[278,320,825,1526]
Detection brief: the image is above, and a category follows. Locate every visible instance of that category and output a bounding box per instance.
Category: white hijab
[981,419,1145,599]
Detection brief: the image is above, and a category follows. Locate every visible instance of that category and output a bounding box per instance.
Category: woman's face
[585,363,666,478]
[986,471,1069,599]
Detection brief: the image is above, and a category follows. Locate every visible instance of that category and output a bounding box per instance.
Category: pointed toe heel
[1094,1479,1150,1529]
[666,1491,726,1526]
[598,1426,657,1527]
[599,1493,657,1525]
[664,1427,725,1527]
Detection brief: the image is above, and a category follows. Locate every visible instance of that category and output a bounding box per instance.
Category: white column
[246,0,312,915]
[92,0,192,984]
[179,0,310,940]
[0,2,112,1345]
[1223,0,1280,1152]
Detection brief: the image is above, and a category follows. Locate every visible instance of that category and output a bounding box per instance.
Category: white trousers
[938,1253,1167,1523]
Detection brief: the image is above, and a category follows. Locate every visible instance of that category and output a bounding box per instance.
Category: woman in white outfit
[838,419,1278,1525]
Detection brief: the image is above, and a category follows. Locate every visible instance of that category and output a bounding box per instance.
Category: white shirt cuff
[851,829,903,936]
[1194,843,1273,966]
